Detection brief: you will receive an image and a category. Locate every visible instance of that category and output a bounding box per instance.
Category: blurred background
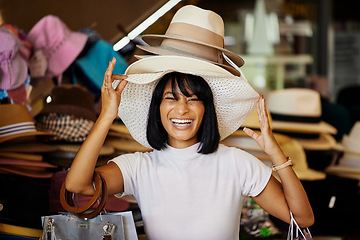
[1,0,360,239]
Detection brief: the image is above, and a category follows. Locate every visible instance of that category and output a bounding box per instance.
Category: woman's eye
[164,96,176,100]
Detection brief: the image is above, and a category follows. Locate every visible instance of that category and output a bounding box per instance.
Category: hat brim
[124,55,233,76]
[272,120,337,135]
[135,46,241,76]
[342,135,360,155]
[0,131,56,144]
[0,142,59,153]
[115,56,259,148]
[45,31,88,78]
[326,165,360,180]
[294,133,337,151]
[141,34,245,68]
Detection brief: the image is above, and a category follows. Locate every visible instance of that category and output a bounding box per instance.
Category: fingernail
[243,127,247,131]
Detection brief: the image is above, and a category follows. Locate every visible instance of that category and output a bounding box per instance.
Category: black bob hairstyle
[146,72,220,154]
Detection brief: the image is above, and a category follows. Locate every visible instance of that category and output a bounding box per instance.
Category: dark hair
[146,72,220,154]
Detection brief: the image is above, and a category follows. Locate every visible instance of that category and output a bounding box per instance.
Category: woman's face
[160,80,205,149]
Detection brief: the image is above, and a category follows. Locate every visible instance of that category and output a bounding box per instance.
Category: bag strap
[60,171,108,219]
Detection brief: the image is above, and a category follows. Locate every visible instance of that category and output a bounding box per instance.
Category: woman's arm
[65,57,128,196]
[244,95,314,228]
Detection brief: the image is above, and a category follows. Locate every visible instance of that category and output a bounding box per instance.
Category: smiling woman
[147,72,219,154]
[64,5,314,240]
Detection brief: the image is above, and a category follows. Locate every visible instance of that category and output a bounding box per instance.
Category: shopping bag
[287,211,313,240]
[40,211,138,240]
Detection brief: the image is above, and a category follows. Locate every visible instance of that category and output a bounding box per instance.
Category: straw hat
[221,108,325,180]
[113,55,259,149]
[137,5,244,76]
[0,104,55,144]
[341,121,360,155]
[326,122,360,179]
[267,88,337,135]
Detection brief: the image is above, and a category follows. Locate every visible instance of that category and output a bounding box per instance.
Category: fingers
[116,79,128,93]
[257,95,269,128]
[103,57,117,89]
[243,127,257,139]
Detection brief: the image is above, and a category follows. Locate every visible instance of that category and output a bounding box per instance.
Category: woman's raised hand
[243,95,283,158]
[100,57,128,122]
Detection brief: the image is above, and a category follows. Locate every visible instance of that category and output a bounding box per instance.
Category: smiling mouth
[171,118,193,126]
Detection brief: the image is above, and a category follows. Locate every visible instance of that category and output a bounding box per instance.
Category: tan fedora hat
[0,104,56,144]
[138,5,244,76]
[267,88,337,135]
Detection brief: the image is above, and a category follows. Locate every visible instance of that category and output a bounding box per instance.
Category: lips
[170,118,193,126]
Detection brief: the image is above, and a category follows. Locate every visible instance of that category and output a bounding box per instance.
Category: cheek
[159,102,169,124]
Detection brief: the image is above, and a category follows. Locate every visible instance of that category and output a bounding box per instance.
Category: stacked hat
[74,40,128,98]
[0,27,28,91]
[326,122,360,179]
[36,84,96,142]
[266,88,340,170]
[135,5,244,76]
[0,104,58,178]
[27,15,88,79]
[112,5,259,149]
[106,122,152,153]
[35,84,115,167]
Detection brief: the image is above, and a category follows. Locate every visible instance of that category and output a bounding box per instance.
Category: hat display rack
[0,13,134,236]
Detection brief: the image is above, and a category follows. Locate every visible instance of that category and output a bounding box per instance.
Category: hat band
[271,113,321,123]
[0,122,36,137]
[164,22,224,49]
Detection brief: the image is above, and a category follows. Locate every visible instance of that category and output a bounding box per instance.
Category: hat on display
[36,113,95,142]
[36,84,97,142]
[267,88,337,134]
[326,122,360,179]
[341,121,360,155]
[0,27,28,90]
[221,109,325,180]
[266,88,338,151]
[136,5,244,76]
[38,84,96,121]
[0,104,55,144]
[29,49,48,78]
[74,40,128,94]
[114,55,259,149]
[27,15,88,79]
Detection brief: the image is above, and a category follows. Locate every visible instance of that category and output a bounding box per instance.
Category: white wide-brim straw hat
[113,55,259,149]
[137,5,244,76]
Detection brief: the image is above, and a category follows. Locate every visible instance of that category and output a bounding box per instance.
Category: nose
[174,98,189,115]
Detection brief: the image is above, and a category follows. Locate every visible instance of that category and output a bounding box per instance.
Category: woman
[66,56,314,239]
[65,5,314,240]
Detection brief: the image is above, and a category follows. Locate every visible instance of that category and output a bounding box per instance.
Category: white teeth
[171,119,193,124]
